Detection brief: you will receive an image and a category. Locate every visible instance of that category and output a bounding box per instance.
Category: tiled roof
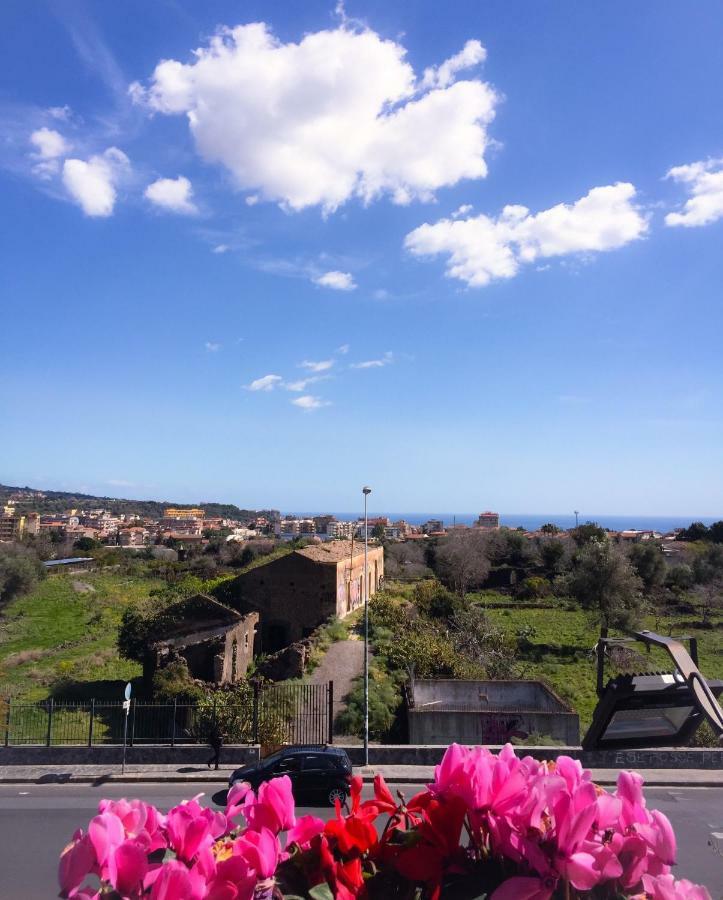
[296,540,379,564]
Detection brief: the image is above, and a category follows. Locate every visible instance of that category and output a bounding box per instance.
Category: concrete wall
[409,708,580,746]
[408,679,579,746]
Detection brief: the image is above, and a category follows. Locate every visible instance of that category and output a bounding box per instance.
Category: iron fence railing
[0,682,333,747]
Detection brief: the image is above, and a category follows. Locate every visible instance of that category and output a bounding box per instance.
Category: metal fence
[0,682,333,747]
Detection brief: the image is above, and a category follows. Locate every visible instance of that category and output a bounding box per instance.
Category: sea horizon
[287,512,720,533]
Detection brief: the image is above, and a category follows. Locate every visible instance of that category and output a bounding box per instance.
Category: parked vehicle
[229,745,353,806]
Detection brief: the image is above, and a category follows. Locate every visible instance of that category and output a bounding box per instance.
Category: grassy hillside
[472,594,723,727]
[0,572,164,702]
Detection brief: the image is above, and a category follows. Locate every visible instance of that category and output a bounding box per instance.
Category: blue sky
[2,1,723,515]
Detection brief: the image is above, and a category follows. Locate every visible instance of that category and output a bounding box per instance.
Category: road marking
[18,792,28,796]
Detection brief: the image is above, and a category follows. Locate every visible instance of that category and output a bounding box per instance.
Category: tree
[372,523,386,540]
[434,531,490,596]
[570,522,607,547]
[628,542,666,593]
[563,539,644,633]
[73,536,101,552]
[538,538,567,576]
[0,544,44,610]
[676,522,710,542]
[540,523,561,535]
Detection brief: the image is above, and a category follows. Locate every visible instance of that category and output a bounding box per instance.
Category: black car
[229,745,353,806]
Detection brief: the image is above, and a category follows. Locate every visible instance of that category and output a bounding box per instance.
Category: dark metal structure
[583,630,723,750]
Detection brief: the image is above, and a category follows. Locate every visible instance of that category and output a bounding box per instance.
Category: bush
[152,659,203,703]
[0,543,44,610]
[518,576,552,599]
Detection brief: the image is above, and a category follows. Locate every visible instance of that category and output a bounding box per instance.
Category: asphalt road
[1,782,721,899]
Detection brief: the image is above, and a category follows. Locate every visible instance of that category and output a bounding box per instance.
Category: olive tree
[562,538,644,634]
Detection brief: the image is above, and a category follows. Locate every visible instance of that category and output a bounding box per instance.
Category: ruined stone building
[219,541,384,653]
[143,593,258,688]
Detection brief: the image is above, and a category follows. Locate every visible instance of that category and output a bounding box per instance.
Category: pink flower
[286,814,325,849]
[149,859,206,900]
[98,798,166,852]
[226,782,253,822]
[113,840,149,896]
[165,799,227,863]
[643,872,712,899]
[492,875,559,900]
[58,830,96,898]
[235,827,280,879]
[242,777,296,835]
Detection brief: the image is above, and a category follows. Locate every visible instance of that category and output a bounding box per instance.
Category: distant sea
[290,513,720,533]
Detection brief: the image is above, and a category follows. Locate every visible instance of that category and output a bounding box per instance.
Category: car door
[300,753,337,798]
[268,753,301,792]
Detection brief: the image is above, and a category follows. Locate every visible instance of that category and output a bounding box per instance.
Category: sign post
[121,683,131,774]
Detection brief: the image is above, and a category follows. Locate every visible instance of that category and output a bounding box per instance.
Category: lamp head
[362,486,372,495]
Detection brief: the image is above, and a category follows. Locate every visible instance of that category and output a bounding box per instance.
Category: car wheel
[327,786,347,807]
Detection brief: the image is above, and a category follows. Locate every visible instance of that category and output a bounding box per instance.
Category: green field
[474,596,723,727]
[0,572,163,702]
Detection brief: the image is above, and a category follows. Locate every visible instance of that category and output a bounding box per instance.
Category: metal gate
[258,681,333,746]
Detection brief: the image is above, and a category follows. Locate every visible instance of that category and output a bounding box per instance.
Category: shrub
[518,575,552,599]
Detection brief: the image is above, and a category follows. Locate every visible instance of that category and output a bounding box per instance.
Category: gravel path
[308,639,365,739]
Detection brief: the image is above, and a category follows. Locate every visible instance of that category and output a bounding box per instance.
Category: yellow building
[163,507,205,519]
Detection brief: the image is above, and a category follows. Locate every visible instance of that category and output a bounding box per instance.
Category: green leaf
[309,884,335,900]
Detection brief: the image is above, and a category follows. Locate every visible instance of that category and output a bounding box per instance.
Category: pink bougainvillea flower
[242,776,296,835]
[58,830,96,899]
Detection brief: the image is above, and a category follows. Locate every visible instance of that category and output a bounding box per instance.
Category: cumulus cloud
[212,244,229,254]
[205,341,221,352]
[131,23,497,212]
[336,344,350,354]
[405,182,648,287]
[144,175,197,214]
[300,359,334,372]
[313,270,357,291]
[29,127,71,177]
[247,374,282,391]
[351,351,394,369]
[62,147,130,217]
[664,158,723,227]
[292,394,330,410]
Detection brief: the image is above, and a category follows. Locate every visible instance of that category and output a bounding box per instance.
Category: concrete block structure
[407,679,579,746]
[222,541,384,653]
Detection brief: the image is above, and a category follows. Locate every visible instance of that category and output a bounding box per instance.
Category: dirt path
[308,639,365,740]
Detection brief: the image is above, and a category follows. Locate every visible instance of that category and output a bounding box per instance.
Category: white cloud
[451,203,473,219]
[373,288,390,300]
[132,23,497,212]
[335,344,350,355]
[144,175,197,214]
[205,341,221,352]
[284,375,328,392]
[422,40,486,89]
[245,195,259,206]
[314,270,357,291]
[300,359,334,372]
[351,351,394,369]
[405,182,648,287]
[48,105,72,121]
[247,374,282,391]
[664,158,723,227]
[212,244,229,254]
[292,394,330,410]
[62,147,130,217]
[29,127,71,177]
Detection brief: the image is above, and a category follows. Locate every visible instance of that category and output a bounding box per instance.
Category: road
[1,783,721,898]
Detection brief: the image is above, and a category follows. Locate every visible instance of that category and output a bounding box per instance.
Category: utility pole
[362,486,371,767]
[574,510,579,528]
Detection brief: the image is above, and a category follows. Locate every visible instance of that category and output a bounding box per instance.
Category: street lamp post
[574,510,580,528]
[362,486,371,767]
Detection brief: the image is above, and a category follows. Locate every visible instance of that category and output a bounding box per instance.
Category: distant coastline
[289,513,721,533]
